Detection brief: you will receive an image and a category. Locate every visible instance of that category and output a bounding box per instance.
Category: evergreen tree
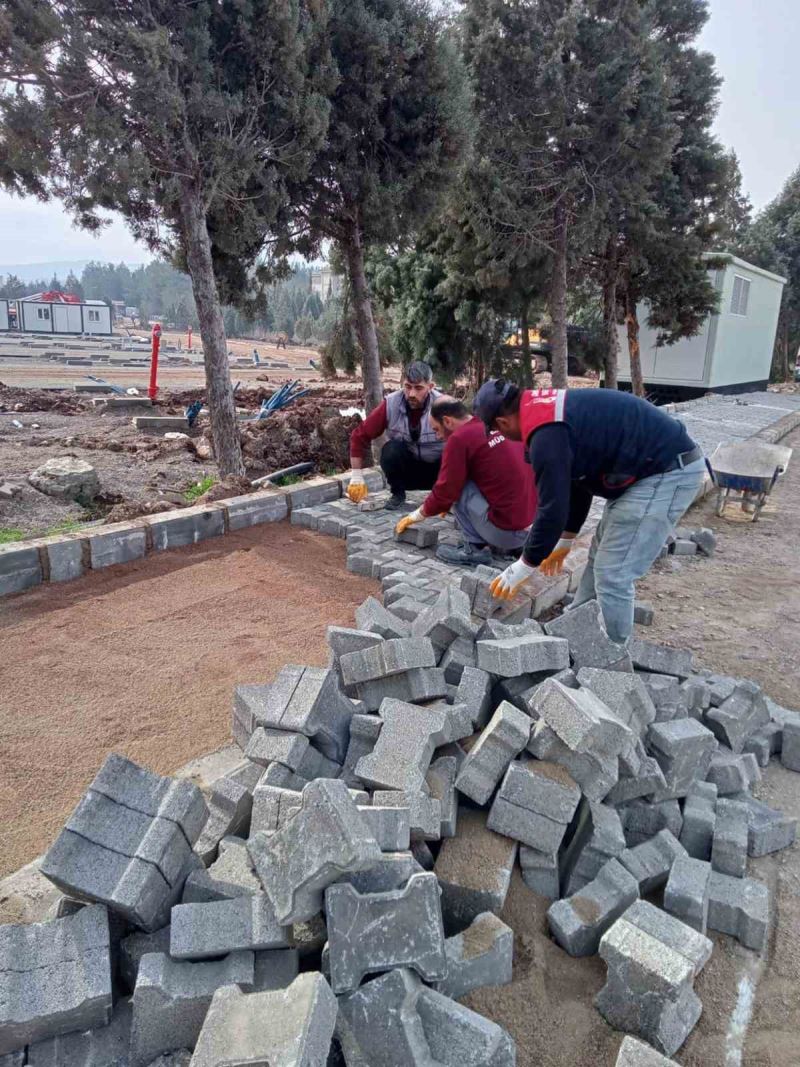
[738,166,800,382]
[460,0,683,388]
[63,270,83,299]
[1,0,333,475]
[616,0,733,394]
[296,0,471,411]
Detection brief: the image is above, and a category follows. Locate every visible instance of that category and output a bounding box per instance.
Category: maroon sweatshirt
[421,417,536,530]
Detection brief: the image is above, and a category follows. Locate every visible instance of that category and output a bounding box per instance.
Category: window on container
[88,310,99,322]
[731,275,751,316]
[37,307,50,320]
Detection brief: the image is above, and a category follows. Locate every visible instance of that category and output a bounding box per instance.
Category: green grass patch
[42,518,87,538]
[0,527,25,544]
[184,475,217,502]
[273,473,304,487]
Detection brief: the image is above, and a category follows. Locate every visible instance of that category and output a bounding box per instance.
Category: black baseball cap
[473,378,518,431]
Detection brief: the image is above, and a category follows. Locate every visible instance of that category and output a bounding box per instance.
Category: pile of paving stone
[2,584,800,1067]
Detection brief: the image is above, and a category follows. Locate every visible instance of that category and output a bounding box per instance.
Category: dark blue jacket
[521,390,698,566]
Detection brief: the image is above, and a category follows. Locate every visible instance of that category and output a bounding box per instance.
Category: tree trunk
[519,303,533,386]
[178,180,244,477]
[625,283,645,398]
[549,200,569,389]
[770,303,791,382]
[343,216,384,413]
[602,236,619,390]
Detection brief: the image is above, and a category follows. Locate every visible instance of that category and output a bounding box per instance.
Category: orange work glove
[346,472,368,504]
[395,508,425,536]
[539,539,573,577]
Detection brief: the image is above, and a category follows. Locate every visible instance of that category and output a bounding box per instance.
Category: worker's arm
[420,434,468,517]
[348,400,389,501]
[521,424,575,567]
[349,400,389,467]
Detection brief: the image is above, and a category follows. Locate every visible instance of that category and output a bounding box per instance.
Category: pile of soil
[0,382,88,415]
[164,384,365,414]
[238,402,360,474]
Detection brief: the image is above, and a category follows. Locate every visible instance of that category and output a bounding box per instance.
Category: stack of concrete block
[40,754,209,930]
[10,583,799,1065]
[189,974,337,1066]
[0,905,112,1054]
[547,858,639,956]
[337,967,516,1066]
[596,900,713,1056]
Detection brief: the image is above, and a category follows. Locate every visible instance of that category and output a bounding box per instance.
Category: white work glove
[489,558,537,600]
[346,470,368,504]
[395,507,425,536]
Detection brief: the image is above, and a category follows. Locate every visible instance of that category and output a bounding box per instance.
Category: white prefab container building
[617,253,786,399]
[0,299,8,331]
[15,298,112,336]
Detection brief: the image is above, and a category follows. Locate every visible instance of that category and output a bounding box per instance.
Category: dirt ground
[464,425,800,1066]
[0,386,363,536]
[0,523,374,880]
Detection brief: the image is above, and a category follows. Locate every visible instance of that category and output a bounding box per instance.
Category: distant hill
[0,260,146,283]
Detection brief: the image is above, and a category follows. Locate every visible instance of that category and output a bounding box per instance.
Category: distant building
[0,291,112,335]
[617,252,786,399]
[309,265,343,302]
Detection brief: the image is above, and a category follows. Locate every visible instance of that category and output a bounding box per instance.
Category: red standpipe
[148,323,162,401]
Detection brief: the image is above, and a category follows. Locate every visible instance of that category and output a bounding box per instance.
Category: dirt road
[0,523,374,878]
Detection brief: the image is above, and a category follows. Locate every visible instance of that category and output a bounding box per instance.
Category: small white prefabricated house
[0,299,9,331]
[6,295,113,336]
[617,253,786,399]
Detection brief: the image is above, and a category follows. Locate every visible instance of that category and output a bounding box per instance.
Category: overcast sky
[0,0,797,269]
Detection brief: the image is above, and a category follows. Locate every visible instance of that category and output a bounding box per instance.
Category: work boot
[383,491,407,512]
[436,541,493,567]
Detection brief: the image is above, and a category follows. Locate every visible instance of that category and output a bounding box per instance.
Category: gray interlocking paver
[247,779,381,924]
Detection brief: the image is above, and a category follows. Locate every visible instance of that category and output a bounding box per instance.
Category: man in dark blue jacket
[473,381,705,644]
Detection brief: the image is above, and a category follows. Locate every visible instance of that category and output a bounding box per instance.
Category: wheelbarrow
[706,440,793,521]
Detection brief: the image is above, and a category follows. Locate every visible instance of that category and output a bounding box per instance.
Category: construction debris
[1,574,798,1065]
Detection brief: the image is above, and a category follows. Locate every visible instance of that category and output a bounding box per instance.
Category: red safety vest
[519,388,567,446]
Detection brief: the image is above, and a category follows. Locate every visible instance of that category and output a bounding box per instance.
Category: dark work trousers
[380,438,441,495]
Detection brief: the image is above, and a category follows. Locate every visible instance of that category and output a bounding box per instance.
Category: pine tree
[296,0,471,411]
[616,0,734,394]
[738,166,800,382]
[1,0,333,475]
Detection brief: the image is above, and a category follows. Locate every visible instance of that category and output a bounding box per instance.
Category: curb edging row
[0,469,386,598]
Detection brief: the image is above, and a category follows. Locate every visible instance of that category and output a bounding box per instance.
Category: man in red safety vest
[473,380,705,645]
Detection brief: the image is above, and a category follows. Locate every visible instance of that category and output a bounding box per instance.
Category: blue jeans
[572,458,706,643]
[453,481,529,551]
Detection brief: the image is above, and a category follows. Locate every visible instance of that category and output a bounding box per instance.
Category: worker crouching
[394,396,536,566]
[346,361,443,511]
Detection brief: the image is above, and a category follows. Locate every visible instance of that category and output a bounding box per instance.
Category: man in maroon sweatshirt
[347,361,444,510]
[395,397,537,566]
